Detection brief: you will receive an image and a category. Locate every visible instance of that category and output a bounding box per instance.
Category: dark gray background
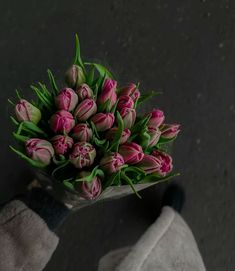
[1,0,235,270]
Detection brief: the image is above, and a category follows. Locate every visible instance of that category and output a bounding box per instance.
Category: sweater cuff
[0,200,59,271]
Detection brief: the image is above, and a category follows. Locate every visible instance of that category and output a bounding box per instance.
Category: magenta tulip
[152,150,173,176]
[97,78,117,110]
[55,88,78,111]
[106,128,131,144]
[69,142,96,169]
[51,135,73,155]
[65,64,85,88]
[160,124,180,139]
[91,113,115,132]
[120,83,140,102]
[147,109,165,127]
[147,126,161,147]
[25,138,54,166]
[72,124,92,142]
[119,142,144,165]
[76,83,94,101]
[120,107,136,128]
[15,99,41,124]
[74,99,97,122]
[117,95,134,111]
[50,110,75,133]
[135,154,161,174]
[100,152,124,174]
[76,171,102,200]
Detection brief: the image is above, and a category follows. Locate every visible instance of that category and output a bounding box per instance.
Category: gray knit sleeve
[0,200,59,271]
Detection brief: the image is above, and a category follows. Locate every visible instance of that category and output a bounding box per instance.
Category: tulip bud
[120,83,140,102]
[72,123,92,142]
[147,126,161,147]
[25,138,54,166]
[160,124,180,139]
[15,99,41,124]
[106,128,131,144]
[117,95,134,111]
[76,83,94,101]
[55,88,78,111]
[152,150,173,176]
[97,78,117,110]
[51,135,74,155]
[65,64,85,88]
[100,152,124,174]
[91,113,115,132]
[135,154,161,174]
[50,110,75,133]
[69,142,96,169]
[76,171,102,200]
[120,107,136,128]
[119,142,144,164]
[74,99,97,122]
[147,109,165,127]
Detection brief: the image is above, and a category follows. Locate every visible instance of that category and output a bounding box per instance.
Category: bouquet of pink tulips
[9,35,180,205]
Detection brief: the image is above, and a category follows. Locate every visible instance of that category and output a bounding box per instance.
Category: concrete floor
[0,0,235,270]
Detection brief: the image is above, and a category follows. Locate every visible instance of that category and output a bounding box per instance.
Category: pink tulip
[76,83,94,101]
[147,126,161,147]
[25,138,54,166]
[160,124,180,139]
[72,124,92,142]
[117,95,134,111]
[74,99,97,122]
[91,113,115,132]
[65,64,85,88]
[15,99,41,124]
[76,171,102,200]
[69,142,96,169]
[147,109,165,127]
[119,142,144,164]
[120,83,140,102]
[120,107,136,128]
[135,154,161,174]
[100,152,124,174]
[97,78,117,110]
[51,135,73,155]
[106,128,131,144]
[50,110,75,133]
[55,88,78,111]
[152,150,173,176]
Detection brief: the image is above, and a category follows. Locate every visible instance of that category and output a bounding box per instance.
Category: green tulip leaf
[31,85,52,110]
[10,116,19,126]
[52,160,70,179]
[85,62,114,79]
[86,66,95,86]
[47,69,59,96]
[140,172,180,184]
[74,34,85,70]
[157,136,178,146]
[13,133,29,143]
[21,121,47,136]
[63,180,75,191]
[9,146,46,168]
[74,166,105,182]
[121,172,141,198]
[108,111,124,152]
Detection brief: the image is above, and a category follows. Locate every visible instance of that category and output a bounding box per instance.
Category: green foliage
[108,111,124,152]
[74,34,85,70]
[74,166,105,182]
[47,69,59,96]
[10,146,46,168]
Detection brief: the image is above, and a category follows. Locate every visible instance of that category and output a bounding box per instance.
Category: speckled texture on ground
[0,1,234,270]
